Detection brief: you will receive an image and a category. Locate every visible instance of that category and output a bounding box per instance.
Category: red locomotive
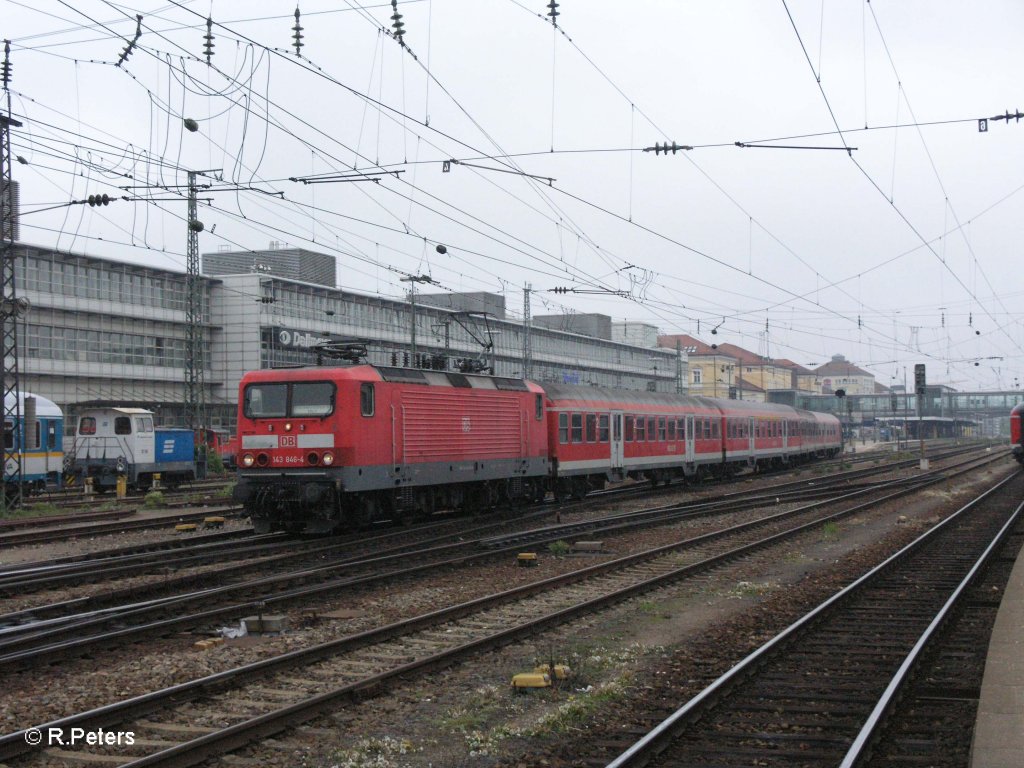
[232,363,843,533]
[1011,403,1024,464]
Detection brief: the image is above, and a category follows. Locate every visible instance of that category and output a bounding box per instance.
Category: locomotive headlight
[322,451,335,466]
[241,453,255,467]
[285,422,293,432]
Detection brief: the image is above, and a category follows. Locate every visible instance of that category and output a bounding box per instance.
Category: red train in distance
[1011,403,1024,464]
[232,364,843,534]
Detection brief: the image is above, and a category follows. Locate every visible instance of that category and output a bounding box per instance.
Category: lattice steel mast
[1,40,23,509]
[184,170,207,436]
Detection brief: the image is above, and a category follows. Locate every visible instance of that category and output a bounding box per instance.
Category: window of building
[114,417,132,435]
[692,369,702,384]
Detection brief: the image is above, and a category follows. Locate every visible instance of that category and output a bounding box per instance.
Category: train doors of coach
[610,412,624,469]
[685,415,695,460]
[748,417,756,455]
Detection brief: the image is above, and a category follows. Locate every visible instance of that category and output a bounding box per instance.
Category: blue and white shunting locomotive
[3,392,64,497]
[71,407,196,492]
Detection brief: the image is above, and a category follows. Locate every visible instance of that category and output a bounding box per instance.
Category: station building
[10,242,685,434]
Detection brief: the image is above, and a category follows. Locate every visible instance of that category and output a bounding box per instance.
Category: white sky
[4,0,1024,390]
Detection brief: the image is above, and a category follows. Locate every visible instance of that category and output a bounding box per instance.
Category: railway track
[0,444,973,594]
[0,450,997,669]
[601,472,1024,767]
[0,506,243,549]
[0,452,1009,767]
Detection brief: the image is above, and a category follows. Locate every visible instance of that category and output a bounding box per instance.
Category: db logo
[280,435,297,447]
[461,417,471,433]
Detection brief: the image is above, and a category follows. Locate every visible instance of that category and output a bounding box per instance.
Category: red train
[1011,404,1024,464]
[232,364,843,533]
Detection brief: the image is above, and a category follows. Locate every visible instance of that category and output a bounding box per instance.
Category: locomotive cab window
[293,382,335,417]
[535,394,543,420]
[114,417,132,435]
[245,384,288,418]
[360,383,375,417]
[79,417,97,435]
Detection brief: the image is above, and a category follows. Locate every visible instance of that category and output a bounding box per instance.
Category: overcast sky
[4,0,1023,390]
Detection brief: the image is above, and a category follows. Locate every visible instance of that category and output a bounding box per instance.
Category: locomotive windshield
[244,381,335,418]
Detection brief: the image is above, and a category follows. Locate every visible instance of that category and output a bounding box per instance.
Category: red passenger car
[544,385,842,498]
[233,365,549,533]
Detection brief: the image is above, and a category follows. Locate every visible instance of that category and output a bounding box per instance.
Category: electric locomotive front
[233,364,550,533]
[233,367,347,533]
[1011,403,1024,464]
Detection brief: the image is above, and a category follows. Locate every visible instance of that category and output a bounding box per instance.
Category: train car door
[610,411,624,469]
[685,415,695,460]
[782,419,788,450]
[748,417,756,455]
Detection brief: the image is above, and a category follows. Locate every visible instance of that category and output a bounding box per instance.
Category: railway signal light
[914,364,926,395]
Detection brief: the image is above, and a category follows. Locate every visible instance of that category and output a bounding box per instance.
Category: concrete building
[202,244,336,288]
[812,354,876,395]
[534,313,612,340]
[613,321,659,348]
[11,242,685,435]
[658,334,739,399]
[415,291,506,319]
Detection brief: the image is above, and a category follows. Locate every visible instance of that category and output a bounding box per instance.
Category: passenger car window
[570,413,583,443]
[558,413,569,444]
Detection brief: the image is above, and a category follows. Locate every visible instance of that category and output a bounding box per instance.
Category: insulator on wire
[87,194,111,207]
[390,0,405,45]
[203,16,215,63]
[292,7,304,56]
[116,15,143,68]
[547,0,559,25]
[2,40,11,88]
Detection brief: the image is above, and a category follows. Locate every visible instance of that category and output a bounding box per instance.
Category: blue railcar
[3,392,64,498]
[72,407,197,491]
